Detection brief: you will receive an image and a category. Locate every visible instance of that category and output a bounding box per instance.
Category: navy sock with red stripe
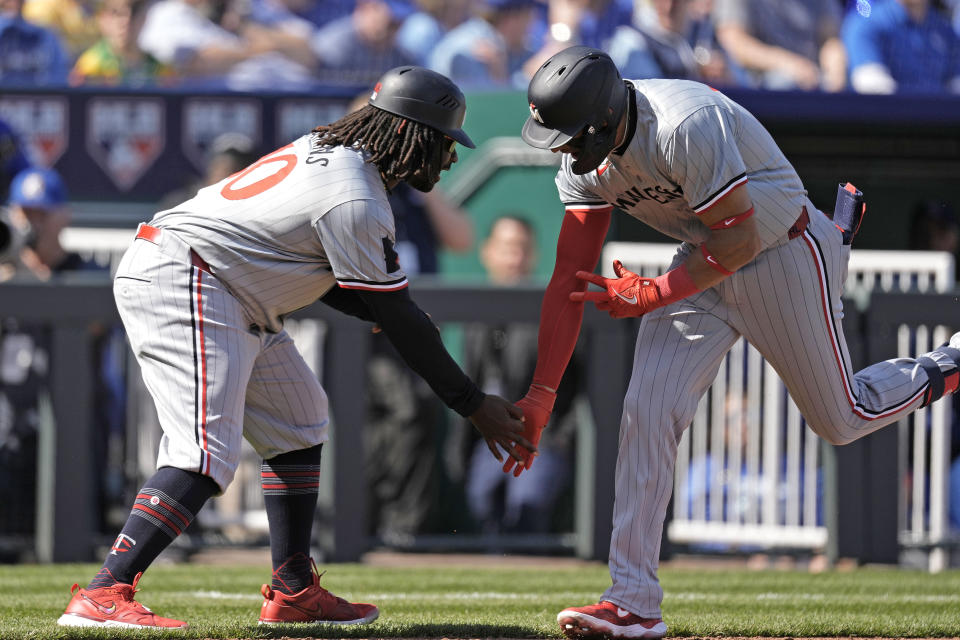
[89,466,218,589]
[918,343,960,407]
[262,444,322,594]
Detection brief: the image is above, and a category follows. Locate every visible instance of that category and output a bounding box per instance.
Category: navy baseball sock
[87,466,219,589]
[262,444,322,594]
[917,343,960,407]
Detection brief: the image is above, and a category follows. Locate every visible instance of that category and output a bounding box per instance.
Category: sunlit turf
[3,560,960,638]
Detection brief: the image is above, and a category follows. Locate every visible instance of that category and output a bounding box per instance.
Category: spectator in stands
[842,0,960,94]
[677,388,825,569]
[429,0,539,89]
[522,0,636,82]
[607,0,741,85]
[0,117,31,202]
[137,0,318,91]
[0,168,115,559]
[23,0,99,56]
[908,199,960,285]
[365,182,475,544]
[713,0,846,91]
[69,0,176,87]
[949,0,960,33]
[274,0,355,29]
[458,215,580,536]
[311,0,416,87]
[1,168,102,280]
[0,0,71,85]
[678,390,755,522]
[909,200,960,254]
[531,0,634,51]
[247,0,319,40]
[686,0,750,84]
[396,0,471,66]
[159,131,259,210]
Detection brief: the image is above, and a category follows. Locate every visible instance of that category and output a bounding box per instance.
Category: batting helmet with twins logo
[522,46,629,175]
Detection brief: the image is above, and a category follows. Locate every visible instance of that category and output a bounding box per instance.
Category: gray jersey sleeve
[555,158,608,207]
[663,106,748,214]
[314,199,408,291]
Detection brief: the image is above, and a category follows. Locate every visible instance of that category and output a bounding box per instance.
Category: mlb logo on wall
[0,96,68,167]
[182,98,261,172]
[87,98,165,191]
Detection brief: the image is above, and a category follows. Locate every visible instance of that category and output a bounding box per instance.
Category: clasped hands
[499,384,556,477]
[569,259,663,318]
[496,262,660,475]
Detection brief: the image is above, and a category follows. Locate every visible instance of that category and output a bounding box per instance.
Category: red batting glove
[570,260,665,318]
[502,384,556,477]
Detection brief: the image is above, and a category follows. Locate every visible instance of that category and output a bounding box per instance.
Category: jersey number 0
[220,143,296,201]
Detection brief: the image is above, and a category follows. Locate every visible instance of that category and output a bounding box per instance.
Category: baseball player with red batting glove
[572,259,688,318]
[502,383,555,476]
[512,46,957,640]
[57,67,533,631]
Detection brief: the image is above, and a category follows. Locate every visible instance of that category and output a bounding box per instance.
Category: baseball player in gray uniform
[58,66,532,630]
[507,46,960,639]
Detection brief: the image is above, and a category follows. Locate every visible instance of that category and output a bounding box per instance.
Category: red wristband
[700,244,734,275]
[653,263,699,304]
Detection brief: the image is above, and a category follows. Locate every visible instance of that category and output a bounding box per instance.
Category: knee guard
[917,344,960,408]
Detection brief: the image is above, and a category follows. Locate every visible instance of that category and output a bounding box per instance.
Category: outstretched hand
[469,395,535,465]
[570,260,663,318]
[502,385,556,477]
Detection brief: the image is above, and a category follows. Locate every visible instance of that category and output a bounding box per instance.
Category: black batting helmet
[522,46,628,174]
[369,66,475,148]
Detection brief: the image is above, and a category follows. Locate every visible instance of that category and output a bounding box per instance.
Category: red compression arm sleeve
[531,207,612,391]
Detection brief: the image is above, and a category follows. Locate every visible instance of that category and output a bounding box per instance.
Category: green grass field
[3,561,960,639]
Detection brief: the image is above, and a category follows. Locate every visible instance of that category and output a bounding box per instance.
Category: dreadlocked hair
[312,105,445,186]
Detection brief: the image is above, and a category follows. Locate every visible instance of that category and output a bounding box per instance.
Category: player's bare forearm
[469,395,533,464]
[716,24,805,74]
[569,185,763,318]
[819,37,847,92]
[689,183,763,289]
[686,216,763,288]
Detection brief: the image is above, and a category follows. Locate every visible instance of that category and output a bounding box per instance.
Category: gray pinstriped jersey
[151,133,406,332]
[555,79,807,249]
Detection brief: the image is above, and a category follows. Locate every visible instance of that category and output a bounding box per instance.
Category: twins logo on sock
[109,533,137,555]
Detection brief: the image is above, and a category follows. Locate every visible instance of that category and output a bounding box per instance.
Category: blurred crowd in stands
[0,0,958,95]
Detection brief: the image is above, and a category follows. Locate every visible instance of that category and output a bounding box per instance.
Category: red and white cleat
[258,559,378,625]
[558,601,667,639]
[57,573,188,629]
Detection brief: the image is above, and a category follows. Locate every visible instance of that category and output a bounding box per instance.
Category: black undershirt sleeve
[355,288,485,417]
[319,285,376,322]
